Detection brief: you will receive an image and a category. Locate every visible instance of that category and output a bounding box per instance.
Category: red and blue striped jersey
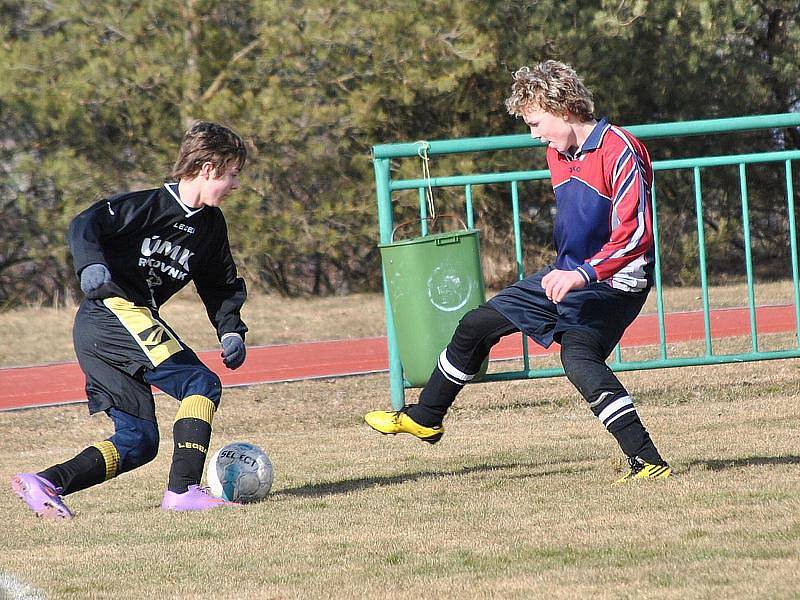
[547,117,654,292]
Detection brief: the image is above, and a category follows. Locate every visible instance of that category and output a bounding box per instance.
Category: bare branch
[200,37,262,103]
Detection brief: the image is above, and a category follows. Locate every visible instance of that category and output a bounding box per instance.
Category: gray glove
[221,334,246,370]
[80,264,112,294]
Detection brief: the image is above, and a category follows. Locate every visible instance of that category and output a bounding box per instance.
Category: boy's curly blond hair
[505,60,595,122]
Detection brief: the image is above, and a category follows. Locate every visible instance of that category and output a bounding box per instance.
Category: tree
[0,0,798,305]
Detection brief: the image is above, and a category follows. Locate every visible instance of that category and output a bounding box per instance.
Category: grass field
[2,282,800,598]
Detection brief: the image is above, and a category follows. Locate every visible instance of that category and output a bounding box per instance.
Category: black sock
[39,445,108,496]
[406,367,463,427]
[168,395,216,493]
[168,418,211,493]
[610,417,666,465]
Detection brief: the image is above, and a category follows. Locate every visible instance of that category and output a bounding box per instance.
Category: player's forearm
[197,278,248,341]
[585,198,653,282]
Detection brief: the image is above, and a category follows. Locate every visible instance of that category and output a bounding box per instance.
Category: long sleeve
[578,133,653,286]
[193,215,248,341]
[69,202,113,276]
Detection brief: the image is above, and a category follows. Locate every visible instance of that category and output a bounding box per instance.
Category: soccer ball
[206,442,273,503]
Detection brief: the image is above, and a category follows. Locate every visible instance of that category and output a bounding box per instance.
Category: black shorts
[73,298,191,422]
[487,265,649,358]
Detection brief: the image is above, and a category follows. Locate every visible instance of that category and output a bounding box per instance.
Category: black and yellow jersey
[69,183,247,340]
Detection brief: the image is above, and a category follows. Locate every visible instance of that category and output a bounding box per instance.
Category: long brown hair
[171,121,247,180]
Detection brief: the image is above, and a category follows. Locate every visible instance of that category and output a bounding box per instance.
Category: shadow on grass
[685,455,800,472]
[275,460,580,498]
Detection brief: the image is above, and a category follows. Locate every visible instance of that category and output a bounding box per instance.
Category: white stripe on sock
[438,349,475,384]
[604,407,637,428]
[597,396,633,424]
[437,357,465,385]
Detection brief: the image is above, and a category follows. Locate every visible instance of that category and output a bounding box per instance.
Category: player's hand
[80,264,112,294]
[541,269,586,303]
[221,334,246,370]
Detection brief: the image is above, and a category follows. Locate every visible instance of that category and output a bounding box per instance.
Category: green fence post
[511,181,530,371]
[374,157,405,410]
[786,160,800,348]
[739,164,758,352]
[693,167,713,356]
[418,188,429,236]
[466,184,475,228]
[652,178,669,360]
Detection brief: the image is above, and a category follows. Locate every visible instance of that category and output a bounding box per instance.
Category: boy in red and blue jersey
[366,61,670,482]
[548,117,654,292]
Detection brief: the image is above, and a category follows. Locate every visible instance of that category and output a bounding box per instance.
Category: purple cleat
[11,473,74,520]
[160,485,239,512]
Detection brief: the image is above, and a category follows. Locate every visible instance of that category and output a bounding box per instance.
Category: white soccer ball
[206,442,273,503]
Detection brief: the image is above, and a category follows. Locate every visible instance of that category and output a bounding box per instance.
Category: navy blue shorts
[487,265,649,358]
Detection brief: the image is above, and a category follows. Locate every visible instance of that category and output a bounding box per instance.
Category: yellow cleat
[364,409,444,444]
[615,456,672,484]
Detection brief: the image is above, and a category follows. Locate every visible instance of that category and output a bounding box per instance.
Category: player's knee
[560,331,582,374]
[560,329,626,405]
[560,330,600,390]
[124,439,159,470]
[113,419,160,472]
[136,422,160,465]
[560,329,604,364]
[175,369,221,428]
[446,305,512,374]
[183,367,222,408]
[453,305,507,347]
[455,306,489,339]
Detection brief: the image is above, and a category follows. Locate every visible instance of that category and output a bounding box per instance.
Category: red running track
[1,305,797,411]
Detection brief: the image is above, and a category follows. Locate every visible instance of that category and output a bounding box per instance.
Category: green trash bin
[380,228,487,387]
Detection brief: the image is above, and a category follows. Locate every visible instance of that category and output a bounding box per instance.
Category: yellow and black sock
[168,395,215,494]
[39,440,120,495]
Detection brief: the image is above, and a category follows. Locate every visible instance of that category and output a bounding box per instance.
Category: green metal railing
[373,114,800,409]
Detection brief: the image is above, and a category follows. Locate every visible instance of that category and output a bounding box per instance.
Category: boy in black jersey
[11,122,249,517]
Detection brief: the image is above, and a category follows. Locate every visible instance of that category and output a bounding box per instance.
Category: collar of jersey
[164,183,205,217]
[562,117,610,160]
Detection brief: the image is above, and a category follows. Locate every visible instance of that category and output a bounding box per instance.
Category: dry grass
[2,360,800,598]
[640,279,797,314]
[2,284,800,598]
